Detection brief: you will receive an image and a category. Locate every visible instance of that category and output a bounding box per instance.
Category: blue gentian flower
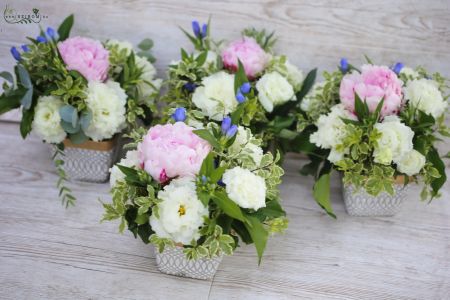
[236,90,246,103]
[240,82,251,94]
[340,58,348,73]
[221,116,232,134]
[217,178,225,187]
[192,21,201,38]
[46,27,58,40]
[201,24,208,38]
[172,107,187,122]
[225,125,238,138]
[183,82,196,92]
[392,62,404,75]
[21,44,29,52]
[10,47,21,61]
[36,36,47,43]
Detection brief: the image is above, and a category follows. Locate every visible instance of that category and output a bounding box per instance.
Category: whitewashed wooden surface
[0,121,449,300]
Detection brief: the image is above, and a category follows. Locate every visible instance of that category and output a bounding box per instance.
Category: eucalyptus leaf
[69,130,88,144]
[80,109,92,131]
[60,120,80,134]
[20,88,33,110]
[17,65,31,89]
[59,105,78,128]
[0,71,14,84]
[138,38,154,51]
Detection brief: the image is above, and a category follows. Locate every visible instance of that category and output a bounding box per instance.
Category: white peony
[192,71,237,121]
[149,178,208,245]
[404,78,447,118]
[109,150,140,187]
[222,166,266,210]
[106,39,133,56]
[396,149,426,176]
[373,116,414,165]
[32,96,67,144]
[135,56,162,103]
[256,71,295,112]
[84,80,127,141]
[310,104,355,163]
[229,126,263,165]
[300,82,325,112]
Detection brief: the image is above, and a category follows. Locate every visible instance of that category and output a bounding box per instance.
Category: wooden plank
[0,121,449,299]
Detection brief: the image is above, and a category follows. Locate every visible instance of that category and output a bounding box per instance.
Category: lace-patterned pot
[54,138,118,183]
[343,177,410,217]
[155,246,222,280]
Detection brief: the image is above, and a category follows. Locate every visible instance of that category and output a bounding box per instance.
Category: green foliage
[57,14,74,41]
[52,144,76,208]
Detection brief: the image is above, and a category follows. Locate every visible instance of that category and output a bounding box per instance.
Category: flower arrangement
[101,118,287,272]
[301,58,448,217]
[0,15,161,206]
[161,20,316,157]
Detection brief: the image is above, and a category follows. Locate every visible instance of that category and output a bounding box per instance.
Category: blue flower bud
[240,82,251,94]
[36,35,47,43]
[340,58,348,73]
[236,90,246,103]
[46,27,58,40]
[172,107,187,122]
[192,21,201,38]
[183,82,196,92]
[201,24,208,38]
[21,44,29,52]
[10,47,21,61]
[226,125,238,138]
[217,178,225,187]
[221,116,232,134]
[392,62,404,75]
[201,175,208,184]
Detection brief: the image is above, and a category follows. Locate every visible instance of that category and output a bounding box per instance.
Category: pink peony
[339,65,403,117]
[221,37,269,79]
[137,122,211,183]
[58,36,110,82]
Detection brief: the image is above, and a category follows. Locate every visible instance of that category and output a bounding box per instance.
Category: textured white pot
[155,246,223,280]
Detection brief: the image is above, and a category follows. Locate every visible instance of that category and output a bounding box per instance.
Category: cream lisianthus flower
[396,149,426,176]
[109,150,140,187]
[84,81,127,141]
[256,71,295,112]
[373,116,414,165]
[310,104,356,163]
[149,178,208,245]
[404,78,447,118]
[192,71,237,121]
[32,96,67,144]
[222,166,266,210]
[105,39,133,56]
[135,56,162,103]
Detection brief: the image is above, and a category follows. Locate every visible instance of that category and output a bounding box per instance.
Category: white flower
[109,150,140,187]
[222,166,266,210]
[135,56,162,103]
[32,96,67,144]
[373,116,414,165]
[84,81,127,141]
[310,104,355,163]
[284,60,304,91]
[256,71,295,112]
[230,126,263,165]
[404,78,447,118]
[300,82,325,112]
[192,71,237,121]
[396,149,425,176]
[400,67,420,79]
[106,39,133,56]
[150,178,208,245]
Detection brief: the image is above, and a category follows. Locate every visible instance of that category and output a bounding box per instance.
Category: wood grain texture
[0,121,449,299]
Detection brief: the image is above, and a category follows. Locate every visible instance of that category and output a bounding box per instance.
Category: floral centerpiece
[0,15,161,206]
[101,116,287,279]
[161,20,316,158]
[302,58,448,216]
